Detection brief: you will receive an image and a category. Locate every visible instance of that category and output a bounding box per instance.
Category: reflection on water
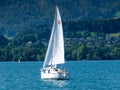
[43,80,69,88]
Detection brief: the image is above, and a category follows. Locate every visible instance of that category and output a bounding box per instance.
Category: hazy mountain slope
[0,0,120,36]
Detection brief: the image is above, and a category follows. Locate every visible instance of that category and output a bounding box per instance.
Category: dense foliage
[65,44,120,60]
[0,18,120,61]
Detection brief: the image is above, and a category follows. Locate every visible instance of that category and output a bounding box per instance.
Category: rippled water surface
[0,60,120,90]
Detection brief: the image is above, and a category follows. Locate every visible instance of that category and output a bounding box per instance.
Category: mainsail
[43,6,65,68]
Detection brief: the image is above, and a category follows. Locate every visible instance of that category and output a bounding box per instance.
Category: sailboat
[41,6,69,80]
[18,59,20,63]
[18,57,22,63]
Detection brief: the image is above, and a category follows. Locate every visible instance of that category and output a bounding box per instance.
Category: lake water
[0,60,120,90]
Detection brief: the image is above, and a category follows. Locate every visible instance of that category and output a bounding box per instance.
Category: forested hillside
[0,18,120,61]
[0,0,120,36]
[0,0,120,61]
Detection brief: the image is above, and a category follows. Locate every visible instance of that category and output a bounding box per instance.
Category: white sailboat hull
[41,68,69,80]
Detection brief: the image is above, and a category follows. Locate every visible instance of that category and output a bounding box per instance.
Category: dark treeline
[64,18,120,38]
[0,18,120,61]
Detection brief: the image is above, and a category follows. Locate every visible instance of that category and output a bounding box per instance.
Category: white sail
[43,6,64,68]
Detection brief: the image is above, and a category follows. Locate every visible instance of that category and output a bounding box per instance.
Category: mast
[51,6,58,68]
